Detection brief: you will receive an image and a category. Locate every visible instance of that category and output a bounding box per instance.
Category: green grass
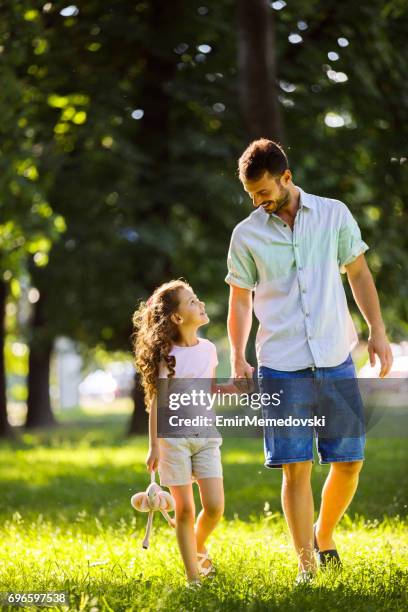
[0,406,407,611]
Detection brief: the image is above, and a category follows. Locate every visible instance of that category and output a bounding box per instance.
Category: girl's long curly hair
[131,279,191,410]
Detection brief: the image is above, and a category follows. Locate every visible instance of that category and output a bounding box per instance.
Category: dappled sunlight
[1,514,406,608]
[1,417,406,607]
[1,0,406,607]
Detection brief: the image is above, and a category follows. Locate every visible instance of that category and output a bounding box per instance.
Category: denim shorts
[258,354,366,468]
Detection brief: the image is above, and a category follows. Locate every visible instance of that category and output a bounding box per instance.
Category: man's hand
[146,444,160,472]
[346,254,393,378]
[231,356,255,392]
[368,328,393,378]
[227,285,254,391]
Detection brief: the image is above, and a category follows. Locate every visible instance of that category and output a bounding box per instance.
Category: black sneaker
[314,524,342,568]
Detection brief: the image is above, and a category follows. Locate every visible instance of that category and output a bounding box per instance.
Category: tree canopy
[1,0,407,359]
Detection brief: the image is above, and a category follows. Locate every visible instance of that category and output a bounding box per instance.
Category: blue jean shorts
[258,354,366,468]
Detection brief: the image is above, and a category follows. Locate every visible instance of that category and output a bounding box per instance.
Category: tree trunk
[238,0,284,143]
[128,372,148,436]
[128,0,181,434]
[0,280,13,438]
[238,0,286,374]
[25,294,56,428]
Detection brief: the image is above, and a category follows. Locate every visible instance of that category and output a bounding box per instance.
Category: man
[225,138,393,584]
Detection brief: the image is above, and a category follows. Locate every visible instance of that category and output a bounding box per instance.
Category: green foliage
[1,0,407,352]
[0,4,66,283]
[271,0,408,337]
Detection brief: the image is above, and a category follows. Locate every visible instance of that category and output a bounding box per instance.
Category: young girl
[132,279,224,586]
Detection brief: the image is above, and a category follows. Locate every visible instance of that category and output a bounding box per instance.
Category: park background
[0,1,407,610]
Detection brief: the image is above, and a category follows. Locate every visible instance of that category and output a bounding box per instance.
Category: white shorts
[158,436,223,487]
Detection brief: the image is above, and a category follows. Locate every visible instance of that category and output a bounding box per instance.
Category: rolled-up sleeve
[338,204,369,274]
[225,228,257,290]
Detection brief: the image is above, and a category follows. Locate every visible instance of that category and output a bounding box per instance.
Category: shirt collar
[297,187,315,210]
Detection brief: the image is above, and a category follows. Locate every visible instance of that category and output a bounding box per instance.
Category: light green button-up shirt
[225,187,369,370]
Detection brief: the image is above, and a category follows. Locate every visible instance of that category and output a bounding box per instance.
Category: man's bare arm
[227,285,254,379]
[346,253,393,377]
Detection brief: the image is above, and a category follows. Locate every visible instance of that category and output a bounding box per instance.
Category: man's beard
[262,188,290,213]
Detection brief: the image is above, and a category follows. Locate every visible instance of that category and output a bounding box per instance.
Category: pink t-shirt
[158,337,218,379]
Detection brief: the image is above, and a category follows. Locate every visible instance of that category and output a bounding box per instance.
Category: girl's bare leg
[195,477,224,569]
[169,484,199,582]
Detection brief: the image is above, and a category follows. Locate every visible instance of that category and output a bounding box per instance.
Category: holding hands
[230,355,255,393]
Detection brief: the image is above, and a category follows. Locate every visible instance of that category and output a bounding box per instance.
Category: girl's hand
[146,444,160,472]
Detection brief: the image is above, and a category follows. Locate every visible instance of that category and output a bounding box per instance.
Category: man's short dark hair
[238,138,289,182]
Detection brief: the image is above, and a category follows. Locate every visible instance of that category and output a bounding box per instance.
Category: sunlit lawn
[0,404,407,611]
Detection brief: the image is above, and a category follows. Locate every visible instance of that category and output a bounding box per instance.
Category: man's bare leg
[315,460,363,550]
[281,461,316,572]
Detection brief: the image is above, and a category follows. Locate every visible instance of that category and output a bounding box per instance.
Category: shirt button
[308,334,312,339]
[305,312,310,317]
[298,266,303,271]
[302,288,307,293]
